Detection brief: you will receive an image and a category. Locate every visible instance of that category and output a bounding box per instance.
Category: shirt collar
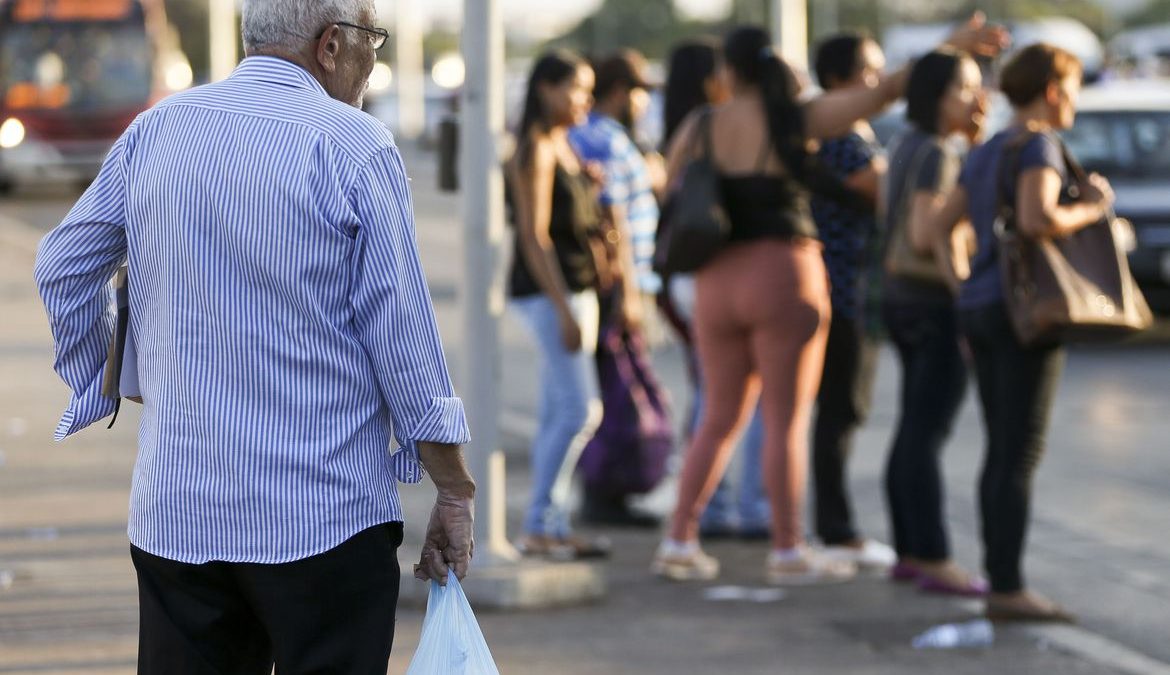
[230,56,329,97]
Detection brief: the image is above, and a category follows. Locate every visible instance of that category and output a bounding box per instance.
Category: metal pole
[770,0,809,74]
[209,0,237,82]
[460,0,517,564]
[396,0,426,140]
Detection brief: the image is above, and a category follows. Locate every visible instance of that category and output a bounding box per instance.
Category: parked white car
[1065,81,1170,313]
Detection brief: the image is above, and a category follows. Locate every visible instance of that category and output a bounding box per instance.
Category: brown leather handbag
[995,131,1152,345]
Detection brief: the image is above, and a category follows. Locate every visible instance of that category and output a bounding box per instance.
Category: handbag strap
[884,131,941,237]
[995,130,1044,233]
[996,130,1110,233]
[692,107,714,162]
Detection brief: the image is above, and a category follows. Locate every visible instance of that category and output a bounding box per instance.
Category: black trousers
[960,302,1064,593]
[812,315,878,545]
[132,522,404,675]
[883,301,968,562]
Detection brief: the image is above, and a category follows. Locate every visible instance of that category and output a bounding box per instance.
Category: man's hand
[414,493,474,586]
[414,441,475,585]
[944,12,1011,58]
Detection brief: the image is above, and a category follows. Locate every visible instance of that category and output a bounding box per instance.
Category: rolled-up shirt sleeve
[33,121,139,440]
[347,145,471,477]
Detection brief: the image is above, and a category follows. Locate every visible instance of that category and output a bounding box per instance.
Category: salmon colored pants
[669,239,831,550]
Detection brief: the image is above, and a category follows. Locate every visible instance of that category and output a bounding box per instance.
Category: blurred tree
[164,0,211,82]
[548,0,1117,63]
[729,0,768,24]
[551,0,710,58]
[1123,0,1170,27]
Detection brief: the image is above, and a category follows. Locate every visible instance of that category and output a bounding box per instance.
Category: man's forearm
[418,441,476,498]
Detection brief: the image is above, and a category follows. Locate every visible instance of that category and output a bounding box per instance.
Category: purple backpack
[578,326,674,496]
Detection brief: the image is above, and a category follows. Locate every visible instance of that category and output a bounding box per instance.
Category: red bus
[0,0,189,192]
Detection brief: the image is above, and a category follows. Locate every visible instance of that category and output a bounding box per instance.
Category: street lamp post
[460,0,517,565]
[770,0,809,73]
[209,0,237,82]
[396,0,426,140]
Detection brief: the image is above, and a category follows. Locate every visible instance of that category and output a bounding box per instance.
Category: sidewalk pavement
[1,204,1150,675]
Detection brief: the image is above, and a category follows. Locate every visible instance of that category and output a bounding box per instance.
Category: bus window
[1,22,150,111]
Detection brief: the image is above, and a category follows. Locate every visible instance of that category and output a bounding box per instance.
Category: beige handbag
[883,134,954,283]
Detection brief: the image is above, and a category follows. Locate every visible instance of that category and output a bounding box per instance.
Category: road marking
[1026,624,1170,675]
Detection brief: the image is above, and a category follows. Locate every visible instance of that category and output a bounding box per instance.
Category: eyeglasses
[317,22,389,50]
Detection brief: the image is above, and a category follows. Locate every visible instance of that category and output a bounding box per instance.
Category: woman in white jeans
[507,50,610,559]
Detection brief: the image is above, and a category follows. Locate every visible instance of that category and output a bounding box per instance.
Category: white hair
[241,0,373,52]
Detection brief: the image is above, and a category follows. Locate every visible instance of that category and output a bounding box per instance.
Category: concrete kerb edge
[397,560,607,611]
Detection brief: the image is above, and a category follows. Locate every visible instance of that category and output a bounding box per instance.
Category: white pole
[460,0,517,564]
[395,0,426,140]
[770,0,809,74]
[209,0,237,82]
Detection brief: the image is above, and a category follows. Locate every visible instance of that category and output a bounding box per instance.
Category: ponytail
[757,48,808,181]
[724,26,809,182]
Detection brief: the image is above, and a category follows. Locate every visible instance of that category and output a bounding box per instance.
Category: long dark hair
[814,32,865,90]
[905,49,965,135]
[723,26,806,180]
[516,50,585,164]
[663,39,720,149]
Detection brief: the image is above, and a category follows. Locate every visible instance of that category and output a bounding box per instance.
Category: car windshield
[1063,111,1170,180]
[1,22,151,111]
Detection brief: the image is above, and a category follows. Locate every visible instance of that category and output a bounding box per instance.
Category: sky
[375,0,733,37]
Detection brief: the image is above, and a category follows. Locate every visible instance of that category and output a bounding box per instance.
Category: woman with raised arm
[652,19,1006,584]
[807,32,895,570]
[932,43,1113,621]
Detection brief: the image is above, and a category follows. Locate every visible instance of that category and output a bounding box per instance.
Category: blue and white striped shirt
[33,57,470,564]
[570,112,662,294]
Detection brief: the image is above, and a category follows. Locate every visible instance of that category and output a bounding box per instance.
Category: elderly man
[33,0,474,671]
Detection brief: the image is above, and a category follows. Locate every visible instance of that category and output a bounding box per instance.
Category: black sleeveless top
[509,165,603,298]
[695,107,818,243]
[720,174,818,242]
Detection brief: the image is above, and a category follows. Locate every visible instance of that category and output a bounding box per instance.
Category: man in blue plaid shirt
[569,49,665,527]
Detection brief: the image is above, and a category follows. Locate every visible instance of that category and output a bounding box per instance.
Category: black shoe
[581,500,661,528]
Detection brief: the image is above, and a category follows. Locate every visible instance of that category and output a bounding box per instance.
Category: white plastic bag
[405,575,500,675]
